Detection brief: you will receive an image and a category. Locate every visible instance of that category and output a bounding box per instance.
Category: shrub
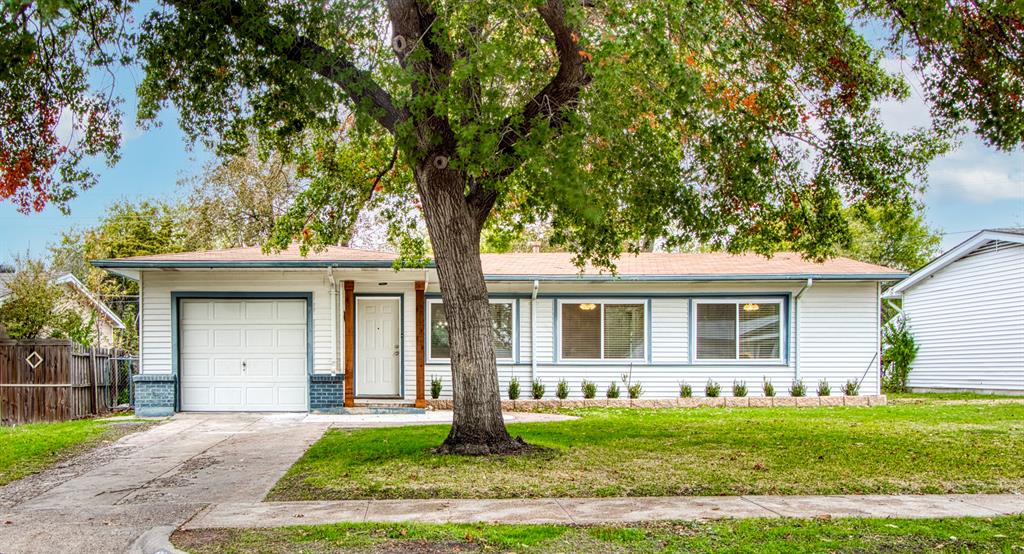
[843,379,860,396]
[679,381,692,398]
[0,260,65,340]
[556,379,569,399]
[531,379,545,399]
[762,378,775,397]
[53,311,97,349]
[508,377,520,400]
[732,380,747,397]
[883,315,919,393]
[430,376,442,399]
[628,382,643,399]
[581,380,597,399]
[789,379,806,397]
[705,380,721,397]
[817,379,831,396]
[606,381,620,399]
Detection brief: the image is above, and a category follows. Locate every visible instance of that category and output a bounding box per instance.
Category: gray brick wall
[309,374,344,412]
[133,374,175,417]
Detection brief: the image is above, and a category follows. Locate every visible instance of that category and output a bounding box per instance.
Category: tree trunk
[414,164,526,455]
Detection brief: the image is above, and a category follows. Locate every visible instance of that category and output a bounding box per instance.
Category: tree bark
[414,163,525,455]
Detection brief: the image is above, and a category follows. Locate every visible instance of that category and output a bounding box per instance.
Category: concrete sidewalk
[185,494,1024,529]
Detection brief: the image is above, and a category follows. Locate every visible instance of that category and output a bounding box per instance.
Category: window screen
[696,303,737,360]
[429,301,515,360]
[603,304,645,359]
[739,302,780,359]
[696,301,782,360]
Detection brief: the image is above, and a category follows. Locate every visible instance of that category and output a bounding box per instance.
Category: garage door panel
[179,298,307,412]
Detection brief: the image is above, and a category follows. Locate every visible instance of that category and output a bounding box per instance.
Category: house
[884,229,1024,395]
[92,246,905,416]
[0,271,126,348]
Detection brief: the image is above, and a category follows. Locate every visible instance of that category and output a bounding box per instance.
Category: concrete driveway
[0,413,329,554]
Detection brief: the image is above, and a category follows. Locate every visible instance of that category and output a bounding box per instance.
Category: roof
[0,272,125,329]
[884,228,1024,297]
[92,245,906,281]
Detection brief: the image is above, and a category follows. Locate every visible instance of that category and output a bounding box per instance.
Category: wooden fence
[0,339,127,425]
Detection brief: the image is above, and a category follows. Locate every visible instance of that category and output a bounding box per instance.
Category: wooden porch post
[415,281,426,408]
[344,280,355,407]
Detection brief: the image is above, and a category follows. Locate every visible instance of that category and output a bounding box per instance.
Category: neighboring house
[884,229,1024,395]
[93,246,905,416]
[0,271,126,348]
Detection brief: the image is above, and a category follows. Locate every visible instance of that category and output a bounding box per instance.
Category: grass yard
[173,516,1024,553]
[269,403,1024,500]
[0,416,147,486]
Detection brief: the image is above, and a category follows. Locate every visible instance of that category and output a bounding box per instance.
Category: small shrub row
[431,375,866,400]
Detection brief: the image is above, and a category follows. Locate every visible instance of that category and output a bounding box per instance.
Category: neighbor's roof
[885,228,1024,297]
[0,271,125,328]
[92,245,906,281]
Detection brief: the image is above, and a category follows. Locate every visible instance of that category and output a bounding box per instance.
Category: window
[695,300,782,361]
[560,301,646,361]
[428,299,515,361]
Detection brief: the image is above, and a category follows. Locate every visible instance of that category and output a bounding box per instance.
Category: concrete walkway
[304,409,576,427]
[185,494,1024,529]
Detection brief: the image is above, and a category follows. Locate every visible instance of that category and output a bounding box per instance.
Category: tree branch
[168,0,406,134]
[496,0,591,156]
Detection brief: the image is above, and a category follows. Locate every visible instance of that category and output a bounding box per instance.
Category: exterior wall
[902,242,1024,393]
[425,280,882,399]
[137,269,883,408]
[133,374,176,417]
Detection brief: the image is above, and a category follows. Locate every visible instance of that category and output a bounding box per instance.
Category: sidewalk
[184,494,1024,529]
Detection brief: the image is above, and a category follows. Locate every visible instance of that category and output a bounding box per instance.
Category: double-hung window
[427,299,515,362]
[559,300,646,361]
[694,299,783,362]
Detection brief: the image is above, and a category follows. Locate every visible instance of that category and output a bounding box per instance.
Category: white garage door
[179,298,307,411]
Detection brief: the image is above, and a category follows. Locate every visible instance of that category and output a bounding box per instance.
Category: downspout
[531,280,539,383]
[328,267,338,374]
[793,278,813,382]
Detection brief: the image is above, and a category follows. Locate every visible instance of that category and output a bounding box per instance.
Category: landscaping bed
[269,403,1024,501]
[427,394,887,411]
[173,517,1024,553]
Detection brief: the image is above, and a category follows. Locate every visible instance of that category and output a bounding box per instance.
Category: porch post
[344,280,355,407]
[415,281,426,408]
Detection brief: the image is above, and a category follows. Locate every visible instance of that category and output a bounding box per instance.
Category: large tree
[3,0,1022,453]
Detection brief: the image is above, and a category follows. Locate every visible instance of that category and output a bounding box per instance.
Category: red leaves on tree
[0,102,64,213]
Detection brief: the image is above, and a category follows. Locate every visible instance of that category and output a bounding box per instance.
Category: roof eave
[484,273,907,282]
[887,229,1024,295]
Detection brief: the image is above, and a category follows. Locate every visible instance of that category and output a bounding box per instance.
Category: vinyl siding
[138,270,881,401]
[902,243,1024,392]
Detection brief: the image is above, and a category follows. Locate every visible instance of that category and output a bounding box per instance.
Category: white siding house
[93,247,904,415]
[885,229,1024,394]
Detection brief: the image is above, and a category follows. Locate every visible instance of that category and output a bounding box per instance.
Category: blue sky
[1,43,1022,264]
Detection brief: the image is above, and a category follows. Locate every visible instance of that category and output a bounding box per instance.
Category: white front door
[179,298,308,411]
[355,297,401,397]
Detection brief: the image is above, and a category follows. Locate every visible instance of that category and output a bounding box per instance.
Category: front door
[355,297,401,397]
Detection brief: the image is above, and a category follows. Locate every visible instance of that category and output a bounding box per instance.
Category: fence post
[90,347,99,416]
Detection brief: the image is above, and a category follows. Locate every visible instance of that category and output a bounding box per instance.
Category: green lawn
[0,417,147,486]
[890,392,1024,402]
[173,517,1024,553]
[269,404,1024,500]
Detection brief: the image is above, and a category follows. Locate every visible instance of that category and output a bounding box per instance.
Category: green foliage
[627,382,643,399]
[581,380,597,399]
[0,261,64,339]
[556,379,569,400]
[817,379,832,397]
[507,377,520,401]
[762,379,775,398]
[605,382,620,399]
[531,379,545,400]
[843,204,941,271]
[844,380,861,396]
[679,381,692,398]
[430,376,442,400]
[883,316,919,393]
[790,380,807,397]
[732,380,747,397]
[705,380,721,398]
[52,310,96,348]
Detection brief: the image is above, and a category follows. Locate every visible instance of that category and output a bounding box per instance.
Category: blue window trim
[689,296,790,366]
[423,296,518,364]
[554,298,651,365]
[421,291,792,368]
[353,293,405,399]
[170,291,314,412]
